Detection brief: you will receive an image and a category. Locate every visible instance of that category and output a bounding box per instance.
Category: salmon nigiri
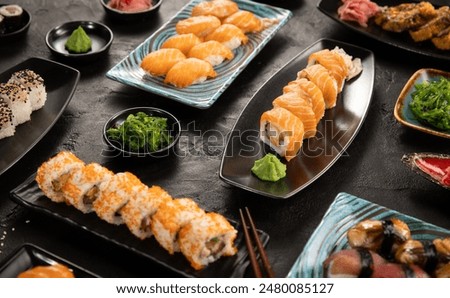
[260,107,305,162]
[297,64,338,109]
[176,15,221,38]
[223,10,278,33]
[188,40,234,66]
[140,48,186,77]
[161,33,203,56]
[308,49,349,92]
[164,58,217,88]
[191,0,239,19]
[273,93,317,139]
[205,24,248,50]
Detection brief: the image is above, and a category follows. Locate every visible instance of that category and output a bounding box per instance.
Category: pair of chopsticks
[239,207,274,278]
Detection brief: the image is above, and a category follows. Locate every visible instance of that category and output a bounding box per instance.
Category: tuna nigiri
[140,48,186,77]
[164,58,217,88]
[160,33,202,56]
[176,15,221,38]
[205,24,248,50]
[188,40,234,66]
[191,0,239,19]
[297,64,338,109]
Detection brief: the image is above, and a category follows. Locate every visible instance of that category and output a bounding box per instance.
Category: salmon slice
[223,10,265,33]
[272,93,317,139]
[297,64,338,109]
[176,15,221,38]
[260,107,305,162]
[191,0,239,19]
[140,48,186,77]
[188,40,234,66]
[164,58,217,88]
[205,24,248,50]
[161,33,203,56]
[308,49,349,92]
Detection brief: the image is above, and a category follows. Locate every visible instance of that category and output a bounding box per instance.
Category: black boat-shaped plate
[219,39,375,199]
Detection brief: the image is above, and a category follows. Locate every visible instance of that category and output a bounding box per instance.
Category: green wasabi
[65,26,92,54]
[251,153,286,182]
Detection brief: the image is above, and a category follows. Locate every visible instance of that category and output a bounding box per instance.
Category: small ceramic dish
[394,68,450,139]
[103,107,181,158]
[0,4,31,41]
[45,21,113,62]
[100,0,163,21]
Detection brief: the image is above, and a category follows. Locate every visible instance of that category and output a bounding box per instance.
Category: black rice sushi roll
[0,4,23,32]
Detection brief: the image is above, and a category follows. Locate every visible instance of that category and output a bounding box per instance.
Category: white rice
[204,55,226,66]
[222,37,242,50]
[0,83,32,125]
[0,100,15,140]
[9,69,47,111]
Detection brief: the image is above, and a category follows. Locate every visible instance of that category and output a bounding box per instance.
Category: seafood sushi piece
[164,58,217,88]
[0,4,23,31]
[179,212,238,270]
[260,107,305,162]
[35,151,85,203]
[93,172,146,225]
[160,33,202,56]
[176,15,221,38]
[17,263,75,278]
[0,83,32,125]
[205,24,248,50]
[140,48,186,77]
[307,49,349,92]
[272,92,317,139]
[151,198,206,255]
[8,69,46,111]
[61,163,114,214]
[0,100,15,140]
[331,47,363,81]
[297,64,338,109]
[323,249,387,278]
[371,263,429,278]
[432,27,450,50]
[121,185,172,240]
[409,6,450,42]
[191,0,239,19]
[223,10,277,33]
[435,262,450,278]
[187,40,234,66]
[402,153,450,189]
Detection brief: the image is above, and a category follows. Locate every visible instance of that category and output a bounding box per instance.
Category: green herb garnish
[107,112,173,152]
[409,77,450,131]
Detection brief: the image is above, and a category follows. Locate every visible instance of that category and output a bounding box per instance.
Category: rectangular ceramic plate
[10,175,269,278]
[0,243,99,278]
[0,57,80,176]
[287,192,450,278]
[219,39,375,199]
[394,68,450,139]
[317,0,450,61]
[106,0,292,109]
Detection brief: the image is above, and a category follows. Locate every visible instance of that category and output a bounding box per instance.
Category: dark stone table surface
[0,0,449,277]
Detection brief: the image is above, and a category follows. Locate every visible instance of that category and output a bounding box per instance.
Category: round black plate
[0,4,31,41]
[100,0,163,21]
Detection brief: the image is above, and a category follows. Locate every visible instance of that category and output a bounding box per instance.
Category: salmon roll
[121,185,172,240]
[331,47,363,81]
[308,49,349,92]
[140,48,186,77]
[151,198,205,255]
[191,0,239,19]
[297,64,338,109]
[176,15,221,38]
[160,33,203,56]
[61,163,114,214]
[260,107,305,162]
[179,212,238,270]
[8,69,46,111]
[93,172,146,225]
[164,58,217,88]
[188,40,234,66]
[205,24,248,50]
[272,93,317,138]
[35,151,85,203]
[0,83,32,125]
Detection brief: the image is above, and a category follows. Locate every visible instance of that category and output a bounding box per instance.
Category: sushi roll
[35,151,85,203]
[140,48,186,77]
[323,249,387,278]
[205,24,248,50]
[0,83,32,125]
[151,198,205,255]
[178,212,238,270]
[0,4,23,32]
[187,40,234,66]
[93,172,146,225]
[307,49,349,92]
[191,0,239,19]
[176,15,221,38]
[164,58,217,88]
[8,69,47,111]
[61,163,114,214]
[0,100,15,140]
[160,33,202,56]
[260,107,305,162]
[331,47,363,81]
[121,185,172,240]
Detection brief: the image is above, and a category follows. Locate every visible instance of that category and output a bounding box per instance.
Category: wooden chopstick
[239,207,275,278]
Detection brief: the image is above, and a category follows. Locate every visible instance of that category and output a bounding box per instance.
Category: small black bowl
[0,4,31,41]
[103,107,181,158]
[45,21,113,62]
[100,0,163,21]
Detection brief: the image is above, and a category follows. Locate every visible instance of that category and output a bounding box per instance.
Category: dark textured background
[0,0,449,277]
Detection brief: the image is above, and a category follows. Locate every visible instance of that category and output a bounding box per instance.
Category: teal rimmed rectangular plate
[106,0,292,109]
[287,192,450,278]
[394,68,450,139]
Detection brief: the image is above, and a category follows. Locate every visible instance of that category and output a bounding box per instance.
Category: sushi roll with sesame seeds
[0,83,32,125]
[35,151,85,203]
[178,212,238,270]
[0,100,15,139]
[61,163,114,214]
[93,172,146,225]
[151,198,205,255]
[121,185,172,240]
[8,69,46,111]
